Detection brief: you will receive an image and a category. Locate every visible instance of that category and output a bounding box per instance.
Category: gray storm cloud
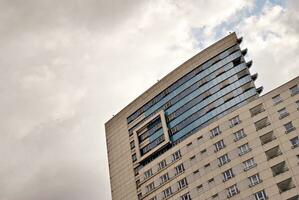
[0,0,298,200]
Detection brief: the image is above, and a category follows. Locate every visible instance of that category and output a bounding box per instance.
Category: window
[218,154,230,166]
[250,104,265,117]
[163,187,172,198]
[284,122,296,133]
[149,196,157,200]
[172,150,182,161]
[291,137,299,148]
[146,182,155,193]
[230,115,241,127]
[296,100,299,110]
[197,184,203,190]
[249,174,261,187]
[208,178,214,183]
[186,142,192,147]
[200,149,207,154]
[214,139,225,152]
[158,160,167,170]
[178,177,188,189]
[212,193,218,199]
[190,155,196,160]
[181,192,192,200]
[132,153,137,162]
[193,169,199,174]
[160,173,169,183]
[210,126,221,138]
[234,129,246,141]
[144,169,153,179]
[223,168,234,181]
[254,190,267,200]
[272,94,282,105]
[290,85,299,96]
[197,135,203,140]
[239,143,251,156]
[278,108,289,119]
[204,163,210,168]
[243,158,256,171]
[130,140,135,149]
[227,184,239,198]
[175,163,185,175]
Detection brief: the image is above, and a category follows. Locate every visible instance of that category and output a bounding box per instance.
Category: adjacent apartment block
[105,32,299,200]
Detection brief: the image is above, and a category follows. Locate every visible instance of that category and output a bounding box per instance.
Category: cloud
[235,0,299,91]
[0,1,298,200]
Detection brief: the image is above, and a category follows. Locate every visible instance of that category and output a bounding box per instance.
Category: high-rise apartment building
[105,33,299,200]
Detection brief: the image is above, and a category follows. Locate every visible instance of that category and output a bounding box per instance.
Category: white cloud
[236,1,299,92]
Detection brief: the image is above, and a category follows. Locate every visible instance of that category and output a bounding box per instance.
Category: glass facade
[128,42,258,161]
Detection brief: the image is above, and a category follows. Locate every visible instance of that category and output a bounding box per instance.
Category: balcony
[265,146,282,161]
[292,143,299,149]
[271,161,289,177]
[255,117,271,131]
[277,178,296,194]
[287,195,299,200]
[250,104,265,117]
[279,112,290,119]
[285,127,296,134]
[260,131,276,145]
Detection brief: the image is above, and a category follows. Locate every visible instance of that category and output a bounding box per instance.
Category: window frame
[210,126,221,138]
[163,187,172,198]
[178,177,188,189]
[234,129,246,141]
[243,157,256,171]
[144,169,153,179]
[180,192,192,200]
[172,150,182,161]
[223,168,234,181]
[158,160,167,170]
[230,115,241,127]
[249,173,261,187]
[218,154,230,166]
[160,173,169,183]
[227,184,239,198]
[146,182,155,193]
[175,163,185,175]
[239,143,251,155]
[214,139,225,152]
[254,190,267,200]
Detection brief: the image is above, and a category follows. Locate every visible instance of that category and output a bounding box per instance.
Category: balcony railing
[279,112,290,119]
[285,127,296,134]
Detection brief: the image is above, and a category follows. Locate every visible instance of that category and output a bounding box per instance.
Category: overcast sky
[0,0,299,200]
